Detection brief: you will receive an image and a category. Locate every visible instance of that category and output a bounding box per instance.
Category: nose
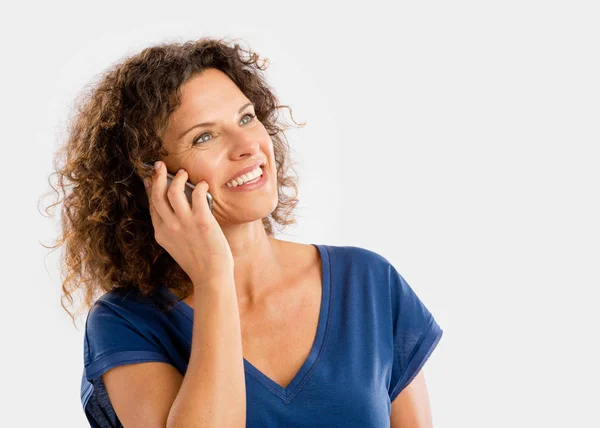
[227,128,261,158]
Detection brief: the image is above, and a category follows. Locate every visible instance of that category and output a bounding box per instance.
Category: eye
[193,113,257,145]
[241,112,256,125]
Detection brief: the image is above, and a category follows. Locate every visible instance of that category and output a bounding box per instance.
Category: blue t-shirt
[81,244,443,427]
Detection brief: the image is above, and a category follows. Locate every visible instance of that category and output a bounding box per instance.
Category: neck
[220,220,285,309]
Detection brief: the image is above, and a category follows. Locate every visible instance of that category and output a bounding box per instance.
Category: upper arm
[390,369,433,428]
[102,361,183,428]
[386,263,443,402]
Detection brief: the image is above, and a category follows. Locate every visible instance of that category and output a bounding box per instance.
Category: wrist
[192,272,235,292]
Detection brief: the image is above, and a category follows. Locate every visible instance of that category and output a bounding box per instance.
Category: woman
[46,36,443,427]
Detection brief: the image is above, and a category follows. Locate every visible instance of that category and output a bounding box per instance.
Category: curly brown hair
[39,36,304,325]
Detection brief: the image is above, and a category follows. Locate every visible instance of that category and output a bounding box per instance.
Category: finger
[152,161,177,225]
[191,180,212,218]
[167,169,192,218]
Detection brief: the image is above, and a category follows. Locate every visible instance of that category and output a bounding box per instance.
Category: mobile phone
[166,170,213,213]
[143,163,213,213]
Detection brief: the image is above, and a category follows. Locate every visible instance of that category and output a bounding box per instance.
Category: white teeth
[226,166,263,187]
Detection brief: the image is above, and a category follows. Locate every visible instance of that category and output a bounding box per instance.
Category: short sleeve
[83,299,172,381]
[388,265,443,402]
[81,291,177,427]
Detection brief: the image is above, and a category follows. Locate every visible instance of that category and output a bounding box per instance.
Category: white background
[2,0,599,426]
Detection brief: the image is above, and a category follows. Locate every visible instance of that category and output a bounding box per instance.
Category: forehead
[178,69,245,115]
[164,68,249,143]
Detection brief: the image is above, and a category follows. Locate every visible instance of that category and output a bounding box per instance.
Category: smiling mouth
[224,165,265,188]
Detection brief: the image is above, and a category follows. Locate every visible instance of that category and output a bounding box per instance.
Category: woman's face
[160,68,278,224]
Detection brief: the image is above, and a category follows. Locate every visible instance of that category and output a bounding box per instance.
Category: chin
[220,200,277,225]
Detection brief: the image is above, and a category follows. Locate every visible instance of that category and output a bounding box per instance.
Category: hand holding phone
[144,161,234,285]
[166,170,214,214]
[143,163,213,214]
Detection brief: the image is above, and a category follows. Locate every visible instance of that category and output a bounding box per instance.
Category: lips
[224,161,265,186]
[223,164,268,192]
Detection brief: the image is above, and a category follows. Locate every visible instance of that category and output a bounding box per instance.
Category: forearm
[167,275,246,428]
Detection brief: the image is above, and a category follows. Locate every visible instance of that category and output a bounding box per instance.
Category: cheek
[264,137,275,159]
[185,156,219,186]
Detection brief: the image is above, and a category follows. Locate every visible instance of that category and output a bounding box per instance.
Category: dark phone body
[143,163,213,213]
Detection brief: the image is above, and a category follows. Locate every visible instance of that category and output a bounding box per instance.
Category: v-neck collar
[161,243,332,404]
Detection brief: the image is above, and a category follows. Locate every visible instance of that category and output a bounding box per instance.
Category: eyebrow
[177,102,255,140]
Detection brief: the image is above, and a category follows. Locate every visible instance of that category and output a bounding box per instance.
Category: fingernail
[154,161,161,171]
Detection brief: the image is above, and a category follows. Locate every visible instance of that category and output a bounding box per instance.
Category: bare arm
[390,370,433,428]
[168,277,246,427]
[102,275,246,428]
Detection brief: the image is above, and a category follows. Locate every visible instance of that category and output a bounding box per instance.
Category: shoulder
[86,286,173,330]
[320,243,395,270]
[83,288,176,383]
[280,240,392,268]
[84,288,175,357]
